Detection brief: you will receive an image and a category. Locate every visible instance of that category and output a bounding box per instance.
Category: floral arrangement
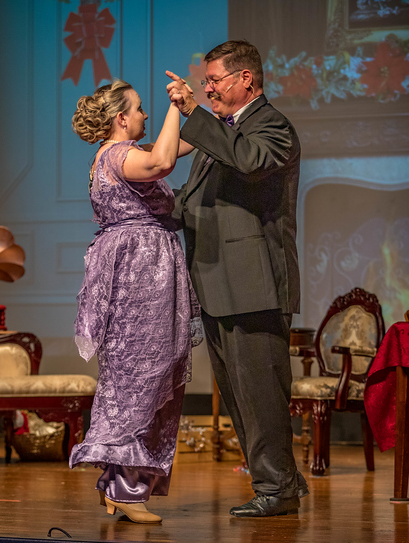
[262,35,409,109]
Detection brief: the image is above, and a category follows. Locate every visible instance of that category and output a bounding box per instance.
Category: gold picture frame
[326,0,409,53]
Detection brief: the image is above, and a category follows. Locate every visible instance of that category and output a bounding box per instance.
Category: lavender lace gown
[69,141,201,503]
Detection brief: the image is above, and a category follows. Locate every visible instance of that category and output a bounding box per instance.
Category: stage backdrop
[0,2,408,426]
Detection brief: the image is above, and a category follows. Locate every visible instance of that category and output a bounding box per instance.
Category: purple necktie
[220,114,234,127]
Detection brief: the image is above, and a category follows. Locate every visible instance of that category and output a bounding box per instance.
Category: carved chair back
[0,333,42,377]
[314,288,385,382]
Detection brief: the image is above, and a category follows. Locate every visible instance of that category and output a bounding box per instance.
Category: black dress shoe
[297,472,309,498]
[229,494,300,518]
[297,483,310,498]
[298,484,309,498]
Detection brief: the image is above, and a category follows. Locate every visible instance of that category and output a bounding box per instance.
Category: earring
[123,125,127,131]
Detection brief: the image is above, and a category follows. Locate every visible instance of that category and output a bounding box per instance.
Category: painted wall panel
[0,0,34,203]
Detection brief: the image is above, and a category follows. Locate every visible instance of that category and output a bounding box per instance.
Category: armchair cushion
[291,376,365,401]
[0,344,31,377]
[0,374,96,397]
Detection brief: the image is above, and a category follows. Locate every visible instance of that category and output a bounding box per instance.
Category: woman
[69,78,201,524]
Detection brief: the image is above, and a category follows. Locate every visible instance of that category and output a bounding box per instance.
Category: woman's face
[124,89,148,141]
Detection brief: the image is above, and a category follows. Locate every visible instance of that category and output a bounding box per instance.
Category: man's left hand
[166,70,197,117]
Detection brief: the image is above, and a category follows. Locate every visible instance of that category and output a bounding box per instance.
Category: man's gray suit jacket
[173,94,300,318]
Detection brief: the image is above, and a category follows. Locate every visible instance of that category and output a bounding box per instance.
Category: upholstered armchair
[0,331,96,462]
[290,287,385,476]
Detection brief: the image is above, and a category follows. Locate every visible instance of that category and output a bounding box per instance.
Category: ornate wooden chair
[290,287,385,476]
[0,331,96,462]
[289,328,316,466]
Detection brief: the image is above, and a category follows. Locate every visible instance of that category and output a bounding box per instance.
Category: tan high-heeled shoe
[104,496,162,524]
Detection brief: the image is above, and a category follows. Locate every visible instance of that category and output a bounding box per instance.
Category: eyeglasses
[200,70,241,89]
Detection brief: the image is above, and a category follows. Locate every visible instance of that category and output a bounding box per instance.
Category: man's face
[204,58,245,117]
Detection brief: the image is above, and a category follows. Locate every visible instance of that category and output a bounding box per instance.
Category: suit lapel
[233,94,267,128]
[183,95,268,201]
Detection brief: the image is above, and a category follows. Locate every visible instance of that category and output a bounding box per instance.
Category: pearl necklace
[100,139,120,146]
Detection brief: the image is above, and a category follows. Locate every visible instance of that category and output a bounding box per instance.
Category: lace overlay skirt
[69,223,201,481]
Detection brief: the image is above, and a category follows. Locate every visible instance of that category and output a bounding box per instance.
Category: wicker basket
[13,422,65,461]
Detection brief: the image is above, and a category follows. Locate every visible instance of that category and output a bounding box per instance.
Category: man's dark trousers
[202,308,300,498]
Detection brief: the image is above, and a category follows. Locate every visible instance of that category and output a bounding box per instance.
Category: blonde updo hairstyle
[72,79,133,144]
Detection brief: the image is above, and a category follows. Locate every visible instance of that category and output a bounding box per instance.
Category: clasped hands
[166,70,197,117]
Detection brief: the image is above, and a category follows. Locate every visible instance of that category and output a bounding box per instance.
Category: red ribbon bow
[61,4,115,87]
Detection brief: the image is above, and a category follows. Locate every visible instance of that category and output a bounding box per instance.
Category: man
[167,40,308,517]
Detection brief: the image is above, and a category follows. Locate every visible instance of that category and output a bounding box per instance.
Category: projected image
[347,0,409,29]
[304,184,409,329]
[227,1,409,110]
[262,34,409,109]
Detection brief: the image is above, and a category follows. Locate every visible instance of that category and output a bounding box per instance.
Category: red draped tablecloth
[364,322,409,452]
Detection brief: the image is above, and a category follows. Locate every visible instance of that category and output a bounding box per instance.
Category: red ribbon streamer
[61,4,115,87]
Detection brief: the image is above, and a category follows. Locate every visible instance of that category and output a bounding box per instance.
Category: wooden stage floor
[0,443,407,543]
